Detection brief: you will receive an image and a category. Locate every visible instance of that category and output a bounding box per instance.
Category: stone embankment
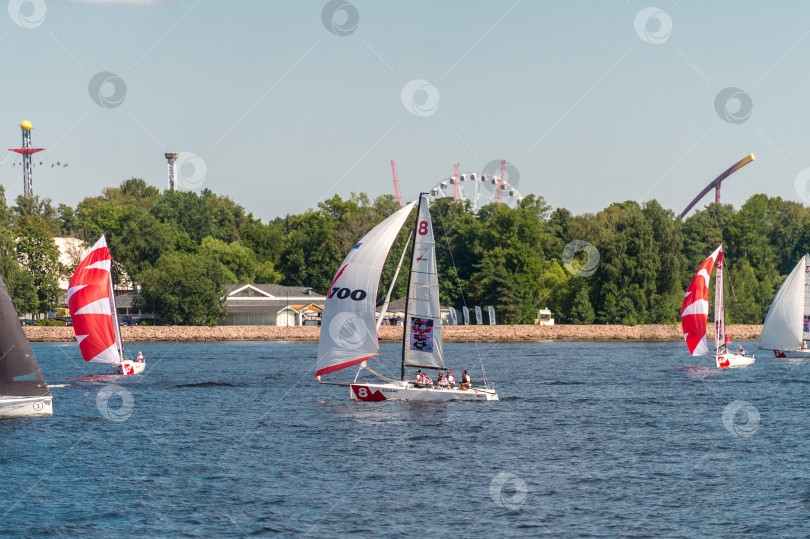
[23,324,763,343]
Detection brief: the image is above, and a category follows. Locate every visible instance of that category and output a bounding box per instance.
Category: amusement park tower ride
[165,153,178,191]
[9,121,45,197]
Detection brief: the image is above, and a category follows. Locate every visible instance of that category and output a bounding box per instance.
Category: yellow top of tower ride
[19,120,33,131]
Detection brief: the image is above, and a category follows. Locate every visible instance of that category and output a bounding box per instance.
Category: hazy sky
[1,0,809,222]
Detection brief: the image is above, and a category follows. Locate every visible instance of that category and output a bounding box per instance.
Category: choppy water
[2,340,809,537]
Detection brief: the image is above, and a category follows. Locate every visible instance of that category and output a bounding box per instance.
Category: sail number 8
[330,287,367,301]
[418,221,429,235]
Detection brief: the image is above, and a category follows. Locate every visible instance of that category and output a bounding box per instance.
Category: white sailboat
[681,244,755,368]
[316,194,498,401]
[759,254,810,358]
[67,235,145,376]
[0,272,53,417]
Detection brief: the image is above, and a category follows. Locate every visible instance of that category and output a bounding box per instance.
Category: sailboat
[0,272,52,417]
[67,235,145,376]
[316,194,498,401]
[759,254,810,358]
[681,244,755,368]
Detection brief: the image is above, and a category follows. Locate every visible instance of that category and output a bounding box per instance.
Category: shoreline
[23,324,763,343]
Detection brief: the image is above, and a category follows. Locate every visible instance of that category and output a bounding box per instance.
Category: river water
[2,340,808,537]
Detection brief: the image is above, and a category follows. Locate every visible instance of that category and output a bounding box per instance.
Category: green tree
[14,215,61,315]
[113,207,179,278]
[76,197,125,239]
[0,186,10,228]
[589,202,656,323]
[58,204,78,236]
[0,225,32,313]
[135,251,228,325]
[726,261,762,324]
[568,285,595,324]
[151,190,218,243]
[13,194,61,234]
[199,236,281,284]
[470,253,520,324]
[103,177,160,211]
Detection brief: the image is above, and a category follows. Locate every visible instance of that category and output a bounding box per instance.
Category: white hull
[0,395,53,417]
[350,382,498,402]
[716,353,755,368]
[770,349,810,358]
[116,360,145,375]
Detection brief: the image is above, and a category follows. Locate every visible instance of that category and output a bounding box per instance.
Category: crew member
[447,369,455,388]
[459,370,471,390]
[137,351,144,362]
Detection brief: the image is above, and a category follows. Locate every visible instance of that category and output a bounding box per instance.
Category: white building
[221,284,325,326]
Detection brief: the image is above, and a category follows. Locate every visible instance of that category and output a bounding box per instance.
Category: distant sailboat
[68,235,145,376]
[681,244,754,368]
[0,273,52,417]
[759,254,810,358]
[316,194,498,401]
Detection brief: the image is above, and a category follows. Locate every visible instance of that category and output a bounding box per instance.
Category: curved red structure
[679,154,755,219]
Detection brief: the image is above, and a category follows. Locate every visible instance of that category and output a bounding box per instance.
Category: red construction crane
[494,159,506,203]
[453,162,460,201]
[391,160,403,208]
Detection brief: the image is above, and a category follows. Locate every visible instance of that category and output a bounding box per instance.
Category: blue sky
[1,0,809,222]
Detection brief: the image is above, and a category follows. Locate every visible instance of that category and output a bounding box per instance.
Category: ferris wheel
[429,163,523,212]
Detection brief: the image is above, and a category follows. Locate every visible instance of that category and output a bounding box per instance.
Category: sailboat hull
[716,353,755,368]
[0,395,53,417]
[350,382,498,402]
[771,349,810,359]
[116,360,145,376]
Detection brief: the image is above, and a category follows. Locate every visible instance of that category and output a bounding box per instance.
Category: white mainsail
[403,196,445,370]
[316,201,416,378]
[760,254,808,350]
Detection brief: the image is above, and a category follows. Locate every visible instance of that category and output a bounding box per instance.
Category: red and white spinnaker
[68,235,144,375]
[68,235,122,364]
[681,244,754,367]
[682,245,722,356]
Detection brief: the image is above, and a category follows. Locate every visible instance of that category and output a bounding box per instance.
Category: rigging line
[366,366,398,384]
[377,231,412,331]
[433,207,471,312]
[432,204,488,380]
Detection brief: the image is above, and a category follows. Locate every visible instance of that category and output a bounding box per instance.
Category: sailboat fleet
[6,189,810,417]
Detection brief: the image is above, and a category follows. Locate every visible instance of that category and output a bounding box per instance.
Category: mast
[714,246,725,356]
[401,193,424,381]
[804,254,810,341]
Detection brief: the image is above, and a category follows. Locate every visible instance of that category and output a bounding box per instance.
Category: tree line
[2,177,804,325]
